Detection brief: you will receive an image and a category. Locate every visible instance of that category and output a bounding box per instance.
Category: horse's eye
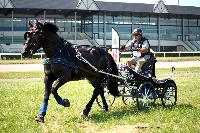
[24,32,33,40]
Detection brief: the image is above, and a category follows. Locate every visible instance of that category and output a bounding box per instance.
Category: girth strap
[43,58,79,70]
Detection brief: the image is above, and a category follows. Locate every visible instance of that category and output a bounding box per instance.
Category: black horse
[21,21,119,123]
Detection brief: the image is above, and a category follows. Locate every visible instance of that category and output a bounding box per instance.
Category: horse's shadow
[87,103,196,123]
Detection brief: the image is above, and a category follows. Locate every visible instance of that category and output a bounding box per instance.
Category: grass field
[0,56,200,65]
[0,68,200,133]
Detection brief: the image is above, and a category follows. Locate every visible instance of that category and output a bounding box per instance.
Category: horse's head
[21,21,61,58]
[21,21,43,57]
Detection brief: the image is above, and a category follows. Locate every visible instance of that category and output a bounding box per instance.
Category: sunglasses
[134,34,141,36]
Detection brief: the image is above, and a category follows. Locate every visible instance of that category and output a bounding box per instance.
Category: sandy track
[0,64,43,72]
[0,61,200,72]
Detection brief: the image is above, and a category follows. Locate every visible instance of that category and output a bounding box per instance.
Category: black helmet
[132,28,142,36]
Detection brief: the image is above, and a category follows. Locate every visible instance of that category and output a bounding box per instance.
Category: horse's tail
[106,53,120,97]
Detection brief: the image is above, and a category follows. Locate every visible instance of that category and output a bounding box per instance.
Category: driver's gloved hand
[136,48,140,51]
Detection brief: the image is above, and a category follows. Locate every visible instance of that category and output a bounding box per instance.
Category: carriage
[96,52,177,110]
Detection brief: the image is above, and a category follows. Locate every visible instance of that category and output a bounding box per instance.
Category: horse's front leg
[35,76,53,123]
[51,74,70,107]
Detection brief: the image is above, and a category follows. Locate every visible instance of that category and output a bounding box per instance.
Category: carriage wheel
[136,82,156,110]
[96,87,115,108]
[161,82,177,107]
[121,84,137,105]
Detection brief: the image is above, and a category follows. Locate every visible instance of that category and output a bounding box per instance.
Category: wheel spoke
[122,85,137,105]
[96,87,115,108]
[162,82,177,107]
[137,82,156,109]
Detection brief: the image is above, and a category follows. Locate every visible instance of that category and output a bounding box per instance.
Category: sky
[95,0,200,7]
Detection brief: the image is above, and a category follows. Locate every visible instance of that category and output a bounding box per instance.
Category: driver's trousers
[127,55,149,72]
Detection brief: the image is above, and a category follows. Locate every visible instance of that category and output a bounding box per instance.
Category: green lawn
[0,59,42,64]
[0,56,200,65]
[0,71,43,79]
[0,68,200,132]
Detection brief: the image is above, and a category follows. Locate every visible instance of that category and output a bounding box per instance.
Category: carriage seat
[140,52,157,77]
[141,52,156,70]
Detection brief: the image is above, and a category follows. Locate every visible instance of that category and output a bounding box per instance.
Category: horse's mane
[43,22,58,33]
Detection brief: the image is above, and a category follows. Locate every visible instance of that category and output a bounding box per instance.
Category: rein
[75,47,125,80]
[73,46,126,80]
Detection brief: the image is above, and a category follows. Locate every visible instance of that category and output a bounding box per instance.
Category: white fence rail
[0,53,44,62]
[121,51,200,59]
[0,52,200,60]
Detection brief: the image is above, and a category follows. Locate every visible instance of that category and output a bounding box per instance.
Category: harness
[43,44,125,80]
[43,57,80,70]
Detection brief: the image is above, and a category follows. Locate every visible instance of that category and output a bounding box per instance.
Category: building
[0,0,200,52]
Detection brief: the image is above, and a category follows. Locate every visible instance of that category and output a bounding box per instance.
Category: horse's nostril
[21,51,27,57]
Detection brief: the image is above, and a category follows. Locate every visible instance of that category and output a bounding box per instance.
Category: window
[160,25,180,40]
[0,18,11,31]
[150,17,157,26]
[183,18,189,26]
[160,18,177,26]
[189,19,197,26]
[106,16,113,24]
[13,18,27,31]
[198,18,200,26]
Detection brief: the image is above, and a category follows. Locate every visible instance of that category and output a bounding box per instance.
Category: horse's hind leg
[81,88,99,118]
[51,74,71,107]
[99,89,108,112]
[81,81,105,118]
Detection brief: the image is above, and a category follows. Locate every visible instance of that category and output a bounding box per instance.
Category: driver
[121,28,150,73]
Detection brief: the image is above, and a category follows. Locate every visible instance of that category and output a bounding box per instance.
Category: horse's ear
[29,21,34,27]
[38,22,43,30]
[35,19,43,29]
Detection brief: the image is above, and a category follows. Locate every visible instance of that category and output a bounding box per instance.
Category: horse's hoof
[101,108,108,112]
[101,106,108,112]
[63,99,70,107]
[80,112,87,119]
[80,109,88,119]
[35,115,44,123]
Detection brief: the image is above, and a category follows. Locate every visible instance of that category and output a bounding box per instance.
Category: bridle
[23,30,43,55]
[24,29,66,59]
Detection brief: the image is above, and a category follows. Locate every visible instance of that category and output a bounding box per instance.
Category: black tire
[161,82,177,107]
[121,85,137,105]
[136,82,156,110]
[96,87,115,108]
